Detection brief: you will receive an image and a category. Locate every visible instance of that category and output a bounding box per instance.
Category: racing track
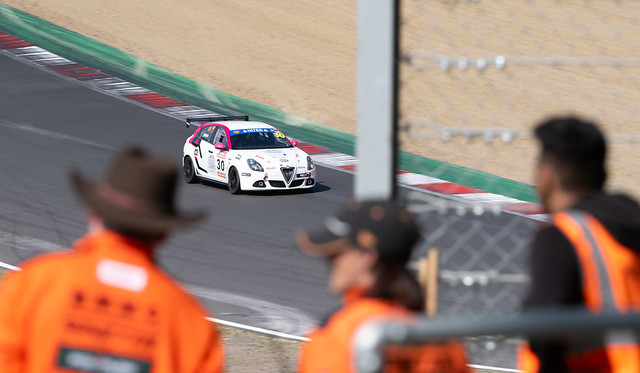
[0,48,538,367]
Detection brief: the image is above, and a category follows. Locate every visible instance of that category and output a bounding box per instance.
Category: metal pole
[355,0,399,201]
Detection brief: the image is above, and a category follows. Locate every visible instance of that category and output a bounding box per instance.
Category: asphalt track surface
[0,49,539,365]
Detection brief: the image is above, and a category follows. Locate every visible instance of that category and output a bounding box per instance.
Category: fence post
[418,248,439,317]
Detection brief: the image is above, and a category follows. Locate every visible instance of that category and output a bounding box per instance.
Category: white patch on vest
[96,260,148,292]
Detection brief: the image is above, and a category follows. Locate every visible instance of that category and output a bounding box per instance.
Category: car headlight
[307,156,315,170]
[247,158,264,172]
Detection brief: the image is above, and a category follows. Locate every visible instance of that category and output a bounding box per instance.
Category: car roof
[210,120,276,131]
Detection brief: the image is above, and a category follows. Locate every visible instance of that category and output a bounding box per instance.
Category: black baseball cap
[295,199,420,264]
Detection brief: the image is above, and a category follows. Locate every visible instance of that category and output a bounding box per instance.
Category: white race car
[182,116,316,194]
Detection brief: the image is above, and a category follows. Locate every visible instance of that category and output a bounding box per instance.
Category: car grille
[281,167,295,184]
[289,180,304,188]
[268,180,286,188]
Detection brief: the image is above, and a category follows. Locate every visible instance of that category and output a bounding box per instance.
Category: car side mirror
[214,142,226,150]
[290,139,298,147]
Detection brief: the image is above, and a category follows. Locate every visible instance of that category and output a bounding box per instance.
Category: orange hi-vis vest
[299,288,469,373]
[519,210,640,373]
[0,231,224,373]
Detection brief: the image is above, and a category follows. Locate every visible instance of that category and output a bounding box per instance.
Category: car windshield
[230,128,293,150]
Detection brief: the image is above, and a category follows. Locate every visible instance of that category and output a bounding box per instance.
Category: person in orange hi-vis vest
[0,147,224,373]
[519,116,640,373]
[295,199,469,373]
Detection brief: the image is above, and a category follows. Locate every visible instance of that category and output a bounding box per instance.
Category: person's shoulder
[0,250,80,289]
[15,249,80,273]
[326,297,398,331]
[146,268,209,315]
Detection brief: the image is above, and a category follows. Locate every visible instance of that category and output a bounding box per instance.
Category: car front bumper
[239,168,316,191]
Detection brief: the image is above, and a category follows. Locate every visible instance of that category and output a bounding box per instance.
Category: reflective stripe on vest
[563,210,617,312]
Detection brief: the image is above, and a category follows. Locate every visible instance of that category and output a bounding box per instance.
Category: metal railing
[353,308,640,373]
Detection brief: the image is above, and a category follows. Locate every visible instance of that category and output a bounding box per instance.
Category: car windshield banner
[230,128,276,136]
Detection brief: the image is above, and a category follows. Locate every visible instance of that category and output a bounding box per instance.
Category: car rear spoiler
[185,115,249,128]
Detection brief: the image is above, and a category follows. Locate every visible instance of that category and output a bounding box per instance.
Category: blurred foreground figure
[519,116,640,372]
[296,199,469,373]
[0,147,224,373]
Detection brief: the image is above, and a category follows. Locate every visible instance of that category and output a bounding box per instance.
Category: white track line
[468,364,521,372]
[207,317,310,341]
[0,262,20,271]
[186,284,313,336]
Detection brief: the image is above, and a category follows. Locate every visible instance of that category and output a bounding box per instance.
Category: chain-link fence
[397,1,640,369]
[405,191,535,368]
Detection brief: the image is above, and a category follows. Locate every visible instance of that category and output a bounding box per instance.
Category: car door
[209,126,229,182]
[195,125,217,177]
[188,124,214,179]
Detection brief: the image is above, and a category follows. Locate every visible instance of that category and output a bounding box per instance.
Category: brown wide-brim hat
[71,147,205,234]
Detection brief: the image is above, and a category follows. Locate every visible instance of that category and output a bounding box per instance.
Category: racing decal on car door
[203,144,226,180]
[208,153,216,171]
[216,153,226,179]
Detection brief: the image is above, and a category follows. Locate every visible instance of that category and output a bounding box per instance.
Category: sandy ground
[3,0,640,195]
[398,1,640,194]
[219,326,300,373]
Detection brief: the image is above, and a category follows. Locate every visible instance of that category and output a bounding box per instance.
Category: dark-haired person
[519,116,640,372]
[295,199,469,373]
[0,148,224,373]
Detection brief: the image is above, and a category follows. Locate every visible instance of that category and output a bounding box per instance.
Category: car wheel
[228,167,242,194]
[183,156,198,184]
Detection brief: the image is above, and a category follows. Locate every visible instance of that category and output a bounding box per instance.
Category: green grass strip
[0,4,537,203]
[398,152,537,202]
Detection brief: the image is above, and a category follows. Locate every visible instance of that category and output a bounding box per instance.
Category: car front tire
[183,156,198,184]
[228,167,242,194]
